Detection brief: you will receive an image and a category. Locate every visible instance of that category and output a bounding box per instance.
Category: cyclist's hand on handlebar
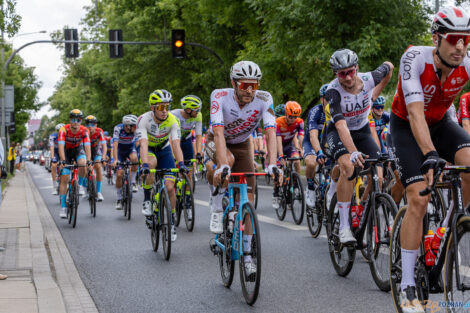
[141,163,150,175]
[267,164,283,185]
[350,151,367,168]
[196,153,202,161]
[177,161,189,174]
[214,164,230,186]
[420,151,445,187]
[316,150,327,165]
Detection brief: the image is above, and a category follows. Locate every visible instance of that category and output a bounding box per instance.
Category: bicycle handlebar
[347,154,389,181]
[212,167,230,196]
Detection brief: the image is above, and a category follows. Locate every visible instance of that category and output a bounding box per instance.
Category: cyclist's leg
[303,138,317,192]
[181,138,194,185]
[454,147,470,206]
[129,150,138,185]
[76,147,87,188]
[387,133,405,206]
[94,153,103,194]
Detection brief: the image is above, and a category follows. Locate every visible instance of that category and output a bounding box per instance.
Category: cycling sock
[144,188,150,202]
[60,195,66,208]
[116,188,122,200]
[131,171,136,184]
[338,201,350,230]
[52,180,57,188]
[208,184,214,193]
[307,178,315,190]
[96,181,102,193]
[213,189,225,213]
[328,179,337,198]
[243,234,252,253]
[400,248,418,290]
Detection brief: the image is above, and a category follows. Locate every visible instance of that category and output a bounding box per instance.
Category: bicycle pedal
[209,238,217,255]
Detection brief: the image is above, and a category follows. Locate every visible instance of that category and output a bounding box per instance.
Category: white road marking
[257,185,272,190]
[39,186,53,189]
[195,199,209,207]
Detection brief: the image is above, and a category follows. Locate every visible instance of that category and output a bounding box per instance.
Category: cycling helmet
[149,89,172,105]
[230,61,262,80]
[55,123,65,131]
[431,7,470,34]
[69,109,83,119]
[85,115,97,125]
[285,101,302,117]
[181,95,202,110]
[103,131,109,136]
[373,96,386,108]
[319,84,329,97]
[274,104,285,117]
[329,49,358,72]
[122,115,138,126]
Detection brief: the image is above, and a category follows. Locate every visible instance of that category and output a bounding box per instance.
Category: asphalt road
[28,162,403,313]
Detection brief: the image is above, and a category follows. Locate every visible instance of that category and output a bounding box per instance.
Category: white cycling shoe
[399,286,425,313]
[132,183,138,193]
[339,227,357,245]
[79,186,86,196]
[59,207,67,218]
[244,260,257,278]
[171,225,177,242]
[210,212,223,234]
[305,188,315,207]
[97,192,104,201]
[272,196,281,209]
[142,201,152,216]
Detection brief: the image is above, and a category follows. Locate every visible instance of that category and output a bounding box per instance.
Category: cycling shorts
[205,132,255,193]
[52,148,59,163]
[323,123,381,163]
[148,145,176,181]
[117,144,137,163]
[282,141,299,158]
[180,138,194,161]
[91,145,102,162]
[64,147,86,166]
[385,133,397,172]
[302,138,316,158]
[390,112,470,188]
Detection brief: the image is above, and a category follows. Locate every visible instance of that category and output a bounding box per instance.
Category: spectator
[7,142,15,174]
[0,139,7,280]
[15,143,21,171]
[20,145,28,171]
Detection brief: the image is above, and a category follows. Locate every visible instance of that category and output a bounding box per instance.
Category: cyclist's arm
[195,134,202,155]
[309,129,321,152]
[370,125,381,148]
[407,101,436,155]
[296,135,304,151]
[265,127,277,165]
[101,142,107,160]
[139,139,149,164]
[276,135,283,158]
[463,119,470,134]
[170,139,184,164]
[84,144,91,162]
[213,126,228,166]
[58,131,65,161]
[49,144,54,160]
[371,62,394,102]
[113,140,118,162]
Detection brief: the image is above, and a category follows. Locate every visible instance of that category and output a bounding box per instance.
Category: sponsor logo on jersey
[211,101,219,114]
[423,84,437,105]
[401,49,420,81]
[255,91,269,102]
[214,91,228,99]
[362,75,369,81]
[230,109,239,117]
[404,91,422,98]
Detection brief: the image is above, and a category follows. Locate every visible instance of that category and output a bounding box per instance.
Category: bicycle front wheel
[150,188,159,252]
[218,200,234,287]
[126,178,132,220]
[160,188,172,260]
[444,216,470,312]
[239,202,261,305]
[88,176,96,217]
[389,206,408,313]
[253,178,258,210]
[275,186,287,221]
[181,173,195,232]
[72,180,79,228]
[291,172,305,225]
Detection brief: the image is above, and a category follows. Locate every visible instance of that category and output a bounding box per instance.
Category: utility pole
[435,0,439,13]
[0,2,5,166]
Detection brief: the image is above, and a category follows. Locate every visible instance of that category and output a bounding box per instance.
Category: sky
[12,0,90,119]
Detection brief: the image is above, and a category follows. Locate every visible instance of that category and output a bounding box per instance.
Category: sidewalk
[0,170,98,313]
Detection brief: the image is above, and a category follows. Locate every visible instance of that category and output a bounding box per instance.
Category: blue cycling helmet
[104,131,109,136]
[274,104,285,117]
[373,96,385,108]
[319,84,329,97]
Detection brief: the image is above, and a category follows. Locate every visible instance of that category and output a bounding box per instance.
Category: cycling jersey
[324,63,391,131]
[368,111,390,137]
[89,127,106,148]
[113,124,135,146]
[209,88,276,144]
[170,109,202,140]
[276,116,305,144]
[58,125,90,149]
[392,46,470,125]
[447,103,459,124]
[458,92,470,124]
[49,132,59,150]
[136,111,180,150]
[251,127,263,139]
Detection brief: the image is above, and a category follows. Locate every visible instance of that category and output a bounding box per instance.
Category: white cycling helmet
[431,6,470,33]
[122,115,138,126]
[230,61,262,80]
[55,123,65,131]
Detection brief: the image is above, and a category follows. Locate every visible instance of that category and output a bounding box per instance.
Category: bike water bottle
[424,230,435,266]
[431,227,446,251]
[351,205,359,228]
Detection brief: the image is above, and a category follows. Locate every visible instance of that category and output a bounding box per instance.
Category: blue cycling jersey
[370,111,390,137]
[113,123,136,146]
[49,132,59,149]
[304,104,325,140]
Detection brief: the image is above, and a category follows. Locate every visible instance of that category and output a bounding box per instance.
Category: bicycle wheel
[444,216,470,312]
[239,202,261,305]
[174,180,182,227]
[253,178,258,210]
[390,206,408,313]
[275,185,287,221]
[123,180,128,217]
[427,189,445,232]
[327,195,355,277]
[181,173,195,232]
[88,176,96,217]
[307,180,323,238]
[218,201,235,287]
[367,193,397,292]
[191,170,196,193]
[291,172,305,225]
[150,188,159,252]
[72,180,79,228]
[126,178,132,220]
[67,184,73,224]
[160,188,172,260]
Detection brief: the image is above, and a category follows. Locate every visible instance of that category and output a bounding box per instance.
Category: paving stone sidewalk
[0,170,98,313]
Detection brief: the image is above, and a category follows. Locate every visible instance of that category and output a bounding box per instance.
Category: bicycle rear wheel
[327,197,355,277]
[291,172,305,225]
[307,182,323,238]
[389,206,408,313]
[253,178,258,210]
[275,186,287,221]
[181,173,195,232]
[67,184,73,224]
[160,188,172,260]
[444,216,470,312]
[72,180,79,228]
[239,202,261,305]
[367,193,397,292]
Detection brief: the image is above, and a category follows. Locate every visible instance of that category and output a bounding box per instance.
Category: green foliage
[0,0,21,37]
[49,0,432,130]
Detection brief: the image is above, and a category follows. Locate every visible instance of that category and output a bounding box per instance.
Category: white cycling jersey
[136,111,181,150]
[209,88,276,144]
[170,109,202,140]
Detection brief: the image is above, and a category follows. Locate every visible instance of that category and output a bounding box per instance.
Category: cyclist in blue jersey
[368,96,390,153]
[50,123,65,195]
[303,84,329,207]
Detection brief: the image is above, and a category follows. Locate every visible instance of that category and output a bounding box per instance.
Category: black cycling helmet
[69,109,83,119]
[85,115,98,125]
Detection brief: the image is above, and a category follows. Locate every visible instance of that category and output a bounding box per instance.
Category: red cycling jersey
[458,92,470,124]
[89,127,105,148]
[58,124,90,149]
[391,46,470,126]
[276,116,304,144]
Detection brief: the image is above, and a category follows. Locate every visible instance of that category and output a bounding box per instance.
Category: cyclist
[49,123,64,195]
[458,91,470,133]
[206,61,279,276]
[84,115,106,201]
[274,103,285,118]
[303,84,329,207]
[112,115,139,210]
[57,110,92,218]
[368,96,390,153]
[323,48,393,246]
[390,7,470,311]
[137,89,186,242]
[273,101,304,207]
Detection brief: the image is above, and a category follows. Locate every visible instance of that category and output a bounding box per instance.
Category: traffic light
[109,29,123,58]
[171,29,186,59]
[64,28,79,58]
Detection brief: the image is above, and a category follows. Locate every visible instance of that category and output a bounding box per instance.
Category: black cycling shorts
[323,122,381,162]
[390,112,470,188]
[65,146,86,164]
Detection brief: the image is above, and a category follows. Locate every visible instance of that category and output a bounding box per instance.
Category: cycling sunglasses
[336,68,357,79]
[286,115,299,119]
[439,32,470,46]
[154,104,170,111]
[236,81,259,91]
[373,105,384,110]
[86,123,97,127]
[70,118,82,123]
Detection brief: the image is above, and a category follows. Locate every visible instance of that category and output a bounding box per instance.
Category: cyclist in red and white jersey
[390,7,470,312]
[458,91,470,133]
